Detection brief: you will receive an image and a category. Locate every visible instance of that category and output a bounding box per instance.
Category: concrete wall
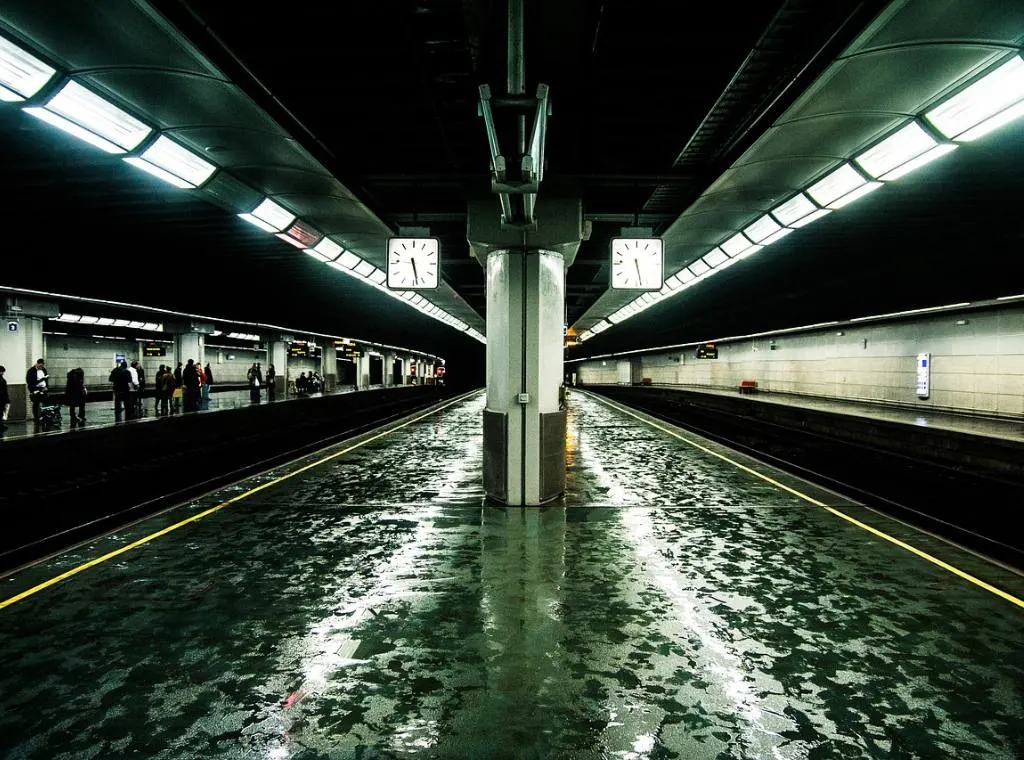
[576,304,1024,418]
[206,345,267,385]
[43,335,174,390]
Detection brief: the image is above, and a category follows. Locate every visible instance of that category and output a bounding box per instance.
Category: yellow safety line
[0,392,480,611]
[585,391,1024,610]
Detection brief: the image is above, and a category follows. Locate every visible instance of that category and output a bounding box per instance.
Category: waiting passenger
[153,365,165,413]
[297,372,308,395]
[196,362,207,409]
[172,362,183,412]
[158,364,176,416]
[110,361,133,419]
[182,359,201,412]
[25,358,48,423]
[247,362,262,403]
[266,364,277,401]
[0,366,9,431]
[203,362,214,404]
[65,366,87,425]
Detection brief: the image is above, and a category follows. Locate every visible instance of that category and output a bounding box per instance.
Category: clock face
[387,237,440,289]
[610,238,663,290]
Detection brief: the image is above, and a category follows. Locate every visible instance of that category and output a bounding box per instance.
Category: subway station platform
[1,391,1021,759]
[0,386,359,442]
[636,384,1024,444]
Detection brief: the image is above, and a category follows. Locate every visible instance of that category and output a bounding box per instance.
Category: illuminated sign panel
[696,343,718,359]
[916,353,930,398]
[143,342,166,357]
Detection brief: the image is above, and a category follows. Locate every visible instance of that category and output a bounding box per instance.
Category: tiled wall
[575,305,1024,418]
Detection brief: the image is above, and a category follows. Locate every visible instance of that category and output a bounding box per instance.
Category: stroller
[34,392,62,430]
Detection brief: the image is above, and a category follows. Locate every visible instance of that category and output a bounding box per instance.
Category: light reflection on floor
[0,391,1021,759]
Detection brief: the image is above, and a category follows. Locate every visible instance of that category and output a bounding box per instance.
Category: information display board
[916,353,930,399]
[696,343,718,359]
[288,341,311,357]
[142,342,166,357]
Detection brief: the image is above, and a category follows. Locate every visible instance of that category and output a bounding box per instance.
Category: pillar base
[483,408,566,505]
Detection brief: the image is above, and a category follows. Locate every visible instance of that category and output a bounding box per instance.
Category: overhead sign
[288,341,311,357]
[7,320,18,333]
[143,341,166,357]
[916,353,930,399]
[696,343,718,359]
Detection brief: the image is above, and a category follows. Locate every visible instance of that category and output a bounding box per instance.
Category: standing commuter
[182,359,200,412]
[203,362,214,404]
[158,365,176,416]
[65,366,87,425]
[110,361,133,419]
[266,364,277,402]
[196,362,207,409]
[173,362,183,412]
[135,362,146,415]
[0,366,9,431]
[127,361,140,415]
[25,358,48,424]
[247,362,263,403]
[153,365,165,413]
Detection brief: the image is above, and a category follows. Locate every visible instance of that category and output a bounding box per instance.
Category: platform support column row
[0,314,45,422]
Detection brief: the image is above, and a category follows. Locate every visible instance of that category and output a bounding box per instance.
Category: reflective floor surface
[1,391,1021,759]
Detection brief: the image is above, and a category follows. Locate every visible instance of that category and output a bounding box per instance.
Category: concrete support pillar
[320,342,336,391]
[0,315,44,421]
[384,353,395,387]
[269,341,288,397]
[174,332,204,369]
[483,249,566,505]
[357,352,371,390]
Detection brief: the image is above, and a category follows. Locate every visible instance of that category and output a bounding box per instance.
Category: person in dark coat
[0,366,9,430]
[203,362,214,404]
[246,362,263,403]
[173,362,183,412]
[25,358,48,423]
[182,359,201,412]
[66,366,87,424]
[109,361,133,419]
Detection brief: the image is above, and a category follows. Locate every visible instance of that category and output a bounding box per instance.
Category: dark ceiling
[2,0,1020,370]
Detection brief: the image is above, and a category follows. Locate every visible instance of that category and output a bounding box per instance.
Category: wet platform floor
[0,390,1021,759]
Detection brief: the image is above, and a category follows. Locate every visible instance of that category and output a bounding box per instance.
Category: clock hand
[635,258,642,286]
[412,257,419,285]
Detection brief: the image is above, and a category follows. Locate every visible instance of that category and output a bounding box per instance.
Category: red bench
[738,379,757,394]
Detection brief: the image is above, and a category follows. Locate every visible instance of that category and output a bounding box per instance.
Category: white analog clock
[610,237,664,290]
[387,237,440,289]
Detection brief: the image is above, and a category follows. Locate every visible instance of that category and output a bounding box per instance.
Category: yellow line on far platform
[0,392,479,611]
[585,391,1024,610]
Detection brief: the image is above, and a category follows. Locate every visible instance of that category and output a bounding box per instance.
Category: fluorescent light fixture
[957,100,1024,142]
[312,237,343,260]
[721,233,754,258]
[664,274,684,290]
[338,251,361,269]
[855,121,938,179]
[0,34,56,101]
[688,259,711,277]
[925,55,1024,140]
[761,227,795,245]
[305,249,331,262]
[770,193,818,226]
[97,317,115,326]
[789,208,832,228]
[743,215,782,243]
[827,181,882,209]
[368,268,387,285]
[276,220,321,249]
[113,319,131,327]
[716,255,742,271]
[57,313,81,322]
[879,143,957,181]
[807,164,866,207]
[678,269,696,284]
[35,80,151,152]
[125,135,216,189]
[79,315,98,324]
[737,243,764,259]
[702,248,729,267]
[142,323,161,331]
[24,106,126,154]
[238,197,294,233]
[354,260,375,277]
